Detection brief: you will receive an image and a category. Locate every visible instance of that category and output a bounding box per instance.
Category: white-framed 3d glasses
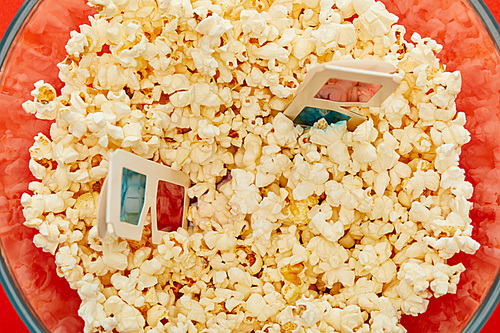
[284,59,400,130]
[97,149,191,244]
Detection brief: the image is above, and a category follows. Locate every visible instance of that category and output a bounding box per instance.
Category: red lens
[156,180,185,232]
[315,79,382,103]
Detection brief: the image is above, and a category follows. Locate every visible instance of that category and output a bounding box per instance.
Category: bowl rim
[0,0,39,74]
[0,1,53,332]
[0,1,500,333]
[459,3,500,332]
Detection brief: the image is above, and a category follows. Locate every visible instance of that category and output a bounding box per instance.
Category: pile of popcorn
[20,0,480,332]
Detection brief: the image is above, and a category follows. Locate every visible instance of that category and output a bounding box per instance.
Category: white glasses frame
[284,59,400,130]
[97,149,191,244]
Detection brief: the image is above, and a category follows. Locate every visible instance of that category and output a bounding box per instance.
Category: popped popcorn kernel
[33,81,56,104]
[282,322,298,332]
[280,263,304,285]
[283,195,319,226]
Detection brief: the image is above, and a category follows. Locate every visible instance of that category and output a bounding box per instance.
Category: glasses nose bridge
[140,174,159,227]
[149,177,167,244]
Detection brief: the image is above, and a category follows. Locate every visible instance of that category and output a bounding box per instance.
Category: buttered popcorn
[20,0,479,332]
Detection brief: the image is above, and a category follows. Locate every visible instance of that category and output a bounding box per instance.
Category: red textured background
[1,0,500,332]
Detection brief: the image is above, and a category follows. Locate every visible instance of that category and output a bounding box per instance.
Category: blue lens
[294,106,351,127]
[120,168,146,225]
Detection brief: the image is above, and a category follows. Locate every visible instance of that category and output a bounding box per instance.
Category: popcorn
[66,31,89,58]
[292,36,315,60]
[370,297,405,332]
[287,159,329,201]
[104,296,146,332]
[424,234,480,259]
[74,192,97,219]
[23,81,60,120]
[102,240,130,271]
[21,0,478,332]
[309,210,344,243]
[245,293,267,319]
[440,166,473,198]
[240,9,273,41]
[324,304,364,333]
[228,169,261,214]
[429,263,464,297]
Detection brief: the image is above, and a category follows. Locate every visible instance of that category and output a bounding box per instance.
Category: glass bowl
[0,0,499,332]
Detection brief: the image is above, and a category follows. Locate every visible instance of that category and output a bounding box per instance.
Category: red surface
[1,1,500,333]
[0,6,29,333]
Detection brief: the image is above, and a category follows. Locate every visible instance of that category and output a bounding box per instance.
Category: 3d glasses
[97,149,191,244]
[284,59,400,130]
